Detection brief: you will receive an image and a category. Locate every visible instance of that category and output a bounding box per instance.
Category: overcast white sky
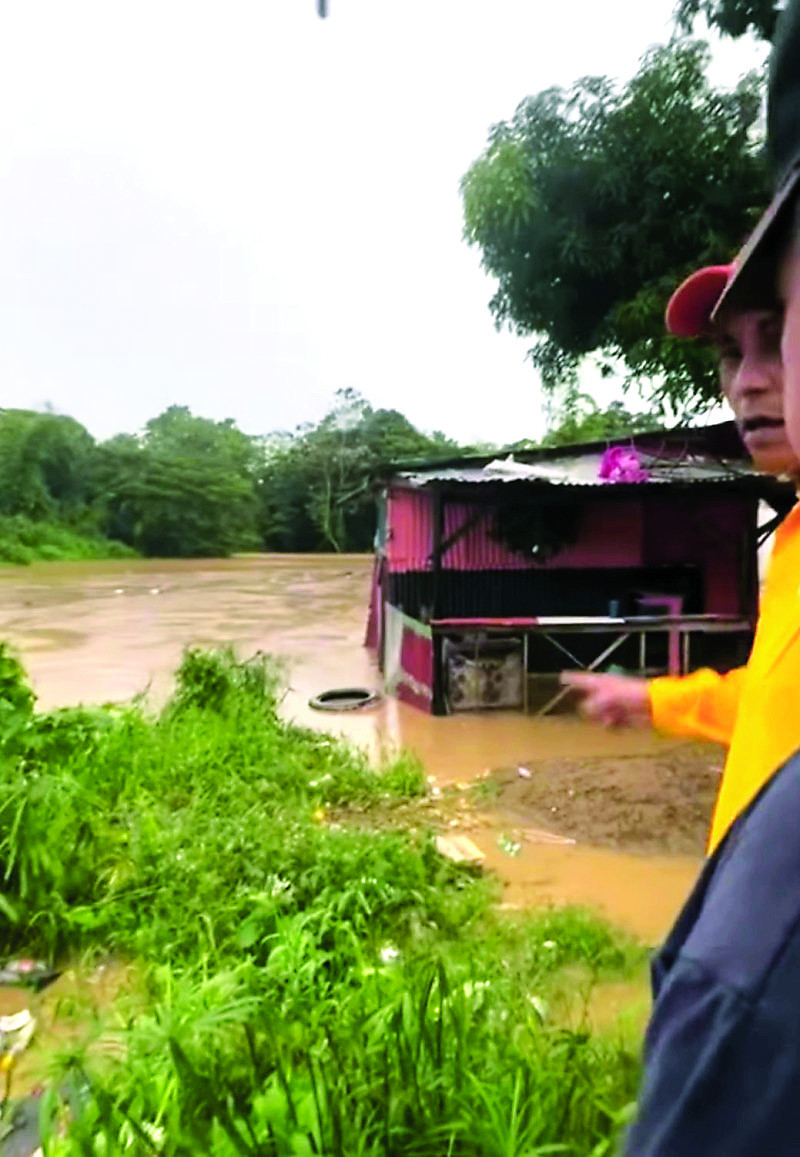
[0,1,767,446]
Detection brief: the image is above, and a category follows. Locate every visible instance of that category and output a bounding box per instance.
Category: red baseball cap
[665,265,733,338]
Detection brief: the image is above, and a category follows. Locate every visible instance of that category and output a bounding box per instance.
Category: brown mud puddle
[549,966,651,1042]
[0,556,710,944]
[338,783,702,946]
[0,960,143,1100]
[484,836,699,945]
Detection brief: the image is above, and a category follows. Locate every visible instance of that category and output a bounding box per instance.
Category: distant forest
[0,390,655,561]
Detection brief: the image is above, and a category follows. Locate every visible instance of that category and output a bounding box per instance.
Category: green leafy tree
[461,40,769,417]
[91,433,142,544]
[123,455,257,557]
[536,391,664,447]
[258,390,459,552]
[675,0,779,41]
[0,409,96,518]
[96,408,260,557]
[302,389,374,551]
[144,406,260,478]
[0,399,465,559]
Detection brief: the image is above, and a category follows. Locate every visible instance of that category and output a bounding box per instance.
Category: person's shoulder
[628,753,800,1155]
[680,747,800,997]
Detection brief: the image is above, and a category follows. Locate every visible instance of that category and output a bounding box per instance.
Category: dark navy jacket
[624,747,800,1155]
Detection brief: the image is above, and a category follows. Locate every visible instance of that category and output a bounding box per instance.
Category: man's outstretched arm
[561,667,745,746]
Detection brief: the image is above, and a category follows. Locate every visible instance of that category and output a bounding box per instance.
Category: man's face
[711,305,797,475]
[779,239,800,465]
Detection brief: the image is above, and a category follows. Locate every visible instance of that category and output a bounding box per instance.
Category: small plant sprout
[498,834,522,856]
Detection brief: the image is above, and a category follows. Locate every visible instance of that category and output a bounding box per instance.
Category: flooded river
[0,554,703,942]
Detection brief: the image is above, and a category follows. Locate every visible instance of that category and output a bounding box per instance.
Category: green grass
[0,645,644,1155]
[0,514,136,564]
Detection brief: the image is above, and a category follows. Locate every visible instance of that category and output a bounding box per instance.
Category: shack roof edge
[374,420,746,478]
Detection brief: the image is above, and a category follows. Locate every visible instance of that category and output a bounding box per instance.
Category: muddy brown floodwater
[0,554,712,944]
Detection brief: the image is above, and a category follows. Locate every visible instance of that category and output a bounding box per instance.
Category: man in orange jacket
[624,9,800,1147]
[563,267,800,853]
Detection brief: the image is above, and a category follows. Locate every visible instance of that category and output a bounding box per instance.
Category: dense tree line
[0,392,683,561]
[0,394,461,559]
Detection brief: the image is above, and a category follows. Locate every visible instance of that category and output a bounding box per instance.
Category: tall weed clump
[0,647,442,964]
[0,646,643,1155]
[44,953,639,1156]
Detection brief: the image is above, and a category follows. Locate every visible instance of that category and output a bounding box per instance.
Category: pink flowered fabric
[598,446,650,483]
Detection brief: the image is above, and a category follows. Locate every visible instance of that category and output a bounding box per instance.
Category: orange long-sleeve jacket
[649,501,800,854]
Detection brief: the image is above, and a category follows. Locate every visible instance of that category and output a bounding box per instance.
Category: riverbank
[0,515,135,565]
[0,554,707,940]
[0,647,644,1154]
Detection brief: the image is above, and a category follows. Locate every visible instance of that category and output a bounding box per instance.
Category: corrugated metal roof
[395,451,766,489]
[378,420,748,477]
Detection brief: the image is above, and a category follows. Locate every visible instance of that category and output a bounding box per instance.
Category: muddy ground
[488,740,723,856]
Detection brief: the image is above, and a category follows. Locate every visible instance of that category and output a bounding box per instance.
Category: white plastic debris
[0,1011,32,1034]
[436,834,486,863]
[0,1007,36,1063]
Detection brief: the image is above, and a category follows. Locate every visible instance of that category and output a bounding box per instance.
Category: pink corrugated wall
[399,625,433,697]
[386,490,433,572]
[642,495,751,614]
[441,500,643,570]
[385,487,644,572]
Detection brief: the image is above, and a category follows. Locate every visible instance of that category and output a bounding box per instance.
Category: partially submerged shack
[365,423,793,714]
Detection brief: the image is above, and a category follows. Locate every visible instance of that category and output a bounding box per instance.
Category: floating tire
[308,687,381,712]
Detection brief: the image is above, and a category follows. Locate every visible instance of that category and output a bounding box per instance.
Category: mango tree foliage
[675,0,780,40]
[461,40,769,416]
